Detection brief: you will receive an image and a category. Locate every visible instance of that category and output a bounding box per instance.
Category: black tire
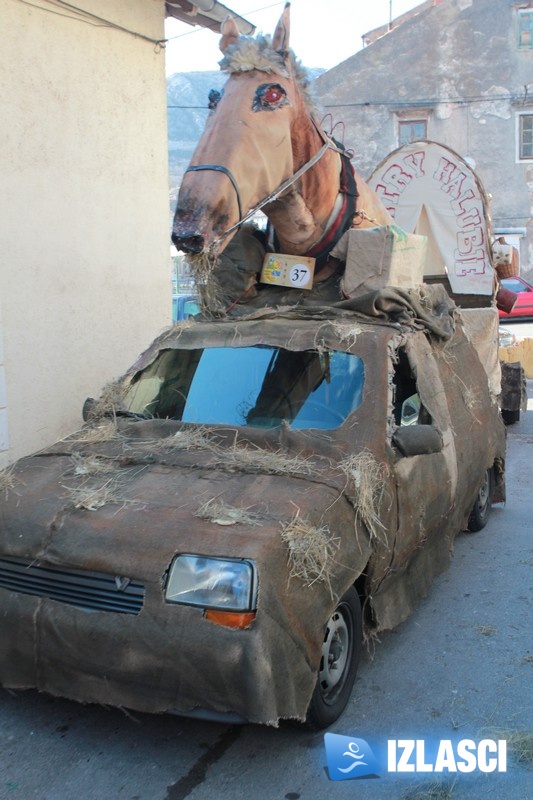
[305,587,362,730]
[502,408,520,425]
[467,468,493,532]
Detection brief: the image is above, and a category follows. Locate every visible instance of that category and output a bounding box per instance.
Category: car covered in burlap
[0,287,506,727]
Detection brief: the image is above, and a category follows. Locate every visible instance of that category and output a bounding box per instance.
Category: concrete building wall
[0,304,7,469]
[313,0,533,274]
[0,0,172,464]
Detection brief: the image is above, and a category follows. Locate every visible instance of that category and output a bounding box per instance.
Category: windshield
[124,346,364,430]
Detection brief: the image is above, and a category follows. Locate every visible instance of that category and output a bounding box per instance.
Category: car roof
[128,315,399,378]
[128,285,458,379]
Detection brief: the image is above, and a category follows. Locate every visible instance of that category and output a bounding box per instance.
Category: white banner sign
[368,141,493,295]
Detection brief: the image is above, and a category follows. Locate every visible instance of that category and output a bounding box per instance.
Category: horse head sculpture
[171,3,391,277]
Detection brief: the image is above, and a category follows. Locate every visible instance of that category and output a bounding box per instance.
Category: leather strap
[185,164,243,220]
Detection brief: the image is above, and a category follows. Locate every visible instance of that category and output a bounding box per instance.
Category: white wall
[0,0,172,462]
[0,302,8,470]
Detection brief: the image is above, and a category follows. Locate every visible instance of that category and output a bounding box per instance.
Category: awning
[165,1,255,34]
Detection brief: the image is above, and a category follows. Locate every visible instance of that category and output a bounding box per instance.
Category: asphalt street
[0,388,531,800]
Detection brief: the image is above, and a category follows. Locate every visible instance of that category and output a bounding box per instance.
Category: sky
[164,0,424,74]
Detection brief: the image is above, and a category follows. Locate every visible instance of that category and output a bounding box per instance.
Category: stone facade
[313,0,533,275]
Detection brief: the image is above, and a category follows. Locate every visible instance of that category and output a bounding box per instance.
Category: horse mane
[219,35,316,114]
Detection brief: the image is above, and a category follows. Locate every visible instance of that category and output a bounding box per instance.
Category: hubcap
[477,471,490,513]
[318,608,350,700]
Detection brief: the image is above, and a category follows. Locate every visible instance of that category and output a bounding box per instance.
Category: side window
[392,350,431,427]
[400,393,421,426]
[391,349,442,458]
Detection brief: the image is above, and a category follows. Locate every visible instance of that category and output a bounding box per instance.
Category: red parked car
[498,276,533,320]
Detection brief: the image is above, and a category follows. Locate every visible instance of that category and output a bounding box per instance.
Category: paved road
[1,399,532,800]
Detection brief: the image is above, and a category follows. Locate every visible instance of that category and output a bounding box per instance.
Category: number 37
[290,266,309,286]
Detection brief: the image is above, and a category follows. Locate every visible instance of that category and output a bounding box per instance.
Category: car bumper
[0,581,317,725]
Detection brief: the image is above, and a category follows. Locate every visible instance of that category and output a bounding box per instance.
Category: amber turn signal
[204,609,256,629]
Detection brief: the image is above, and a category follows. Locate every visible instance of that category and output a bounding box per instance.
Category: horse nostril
[171,232,205,254]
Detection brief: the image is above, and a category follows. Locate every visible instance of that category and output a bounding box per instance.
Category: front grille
[0,556,145,615]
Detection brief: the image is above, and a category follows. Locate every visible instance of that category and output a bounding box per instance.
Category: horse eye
[263,87,284,104]
[253,83,288,112]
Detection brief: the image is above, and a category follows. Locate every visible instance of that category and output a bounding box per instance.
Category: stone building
[313,0,533,274]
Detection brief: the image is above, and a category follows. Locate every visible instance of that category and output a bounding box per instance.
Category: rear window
[502,278,530,293]
[125,346,364,430]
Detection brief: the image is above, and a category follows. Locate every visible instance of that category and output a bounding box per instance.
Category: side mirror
[82,397,96,422]
[392,425,443,457]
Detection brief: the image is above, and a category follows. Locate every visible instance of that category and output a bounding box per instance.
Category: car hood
[0,418,374,724]
[0,418,361,579]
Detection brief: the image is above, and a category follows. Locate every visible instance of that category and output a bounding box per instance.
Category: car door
[393,334,458,548]
[364,331,460,630]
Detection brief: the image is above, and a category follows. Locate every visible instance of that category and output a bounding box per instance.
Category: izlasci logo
[324,734,381,780]
[324,733,507,782]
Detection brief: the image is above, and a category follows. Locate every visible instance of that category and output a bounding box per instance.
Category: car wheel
[502,408,520,425]
[467,468,493,532]
[305,587,362,730]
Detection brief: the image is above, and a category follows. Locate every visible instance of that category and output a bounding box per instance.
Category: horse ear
[272,2,290,51]
[220,16,240,54]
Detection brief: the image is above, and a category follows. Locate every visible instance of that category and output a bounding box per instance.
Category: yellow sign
[260,253,316,290]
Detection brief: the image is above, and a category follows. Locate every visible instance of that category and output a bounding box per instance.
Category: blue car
[172,294,200,321]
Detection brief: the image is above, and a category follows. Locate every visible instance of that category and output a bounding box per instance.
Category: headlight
[165,555,258,611]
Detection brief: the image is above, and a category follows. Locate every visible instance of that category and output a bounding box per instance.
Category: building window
[518,114,533,160]
[398,119,427,145]
[518,9,533,47]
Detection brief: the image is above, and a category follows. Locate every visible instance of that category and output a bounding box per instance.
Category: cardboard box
[260,253,315,290]
[493,241,519,279]
[330,225,427,298]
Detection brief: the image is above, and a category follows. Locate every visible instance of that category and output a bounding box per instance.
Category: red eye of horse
[264,87,283,104]
[253,83,288,113]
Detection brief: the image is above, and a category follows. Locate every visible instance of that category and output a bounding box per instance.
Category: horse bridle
[185,164,243,221]
[184,120,343,247]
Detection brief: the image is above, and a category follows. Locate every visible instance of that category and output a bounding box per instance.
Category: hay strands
[281,511,340,597]
[62,477,123,512]
[194,497,265,527]
[63,422,122,446]
[338,450,389,546]
[61,464,147,512]
[0,465,20,498]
